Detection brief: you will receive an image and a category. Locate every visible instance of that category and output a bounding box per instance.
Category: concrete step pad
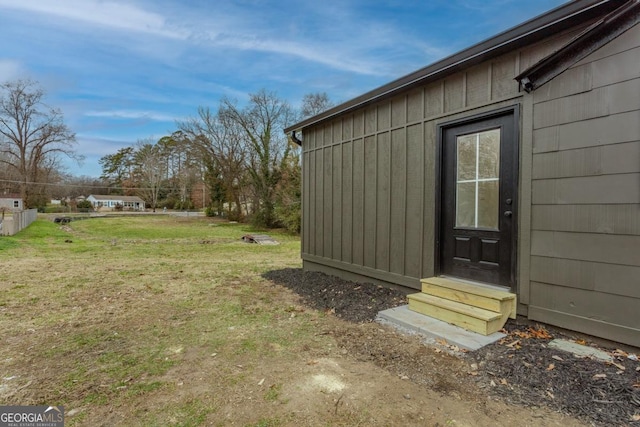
[376,305,506,351]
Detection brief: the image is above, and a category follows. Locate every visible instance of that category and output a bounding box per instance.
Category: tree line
[0,79,333,232]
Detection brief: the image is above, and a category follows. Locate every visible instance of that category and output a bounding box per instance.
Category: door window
[455,128,500,229]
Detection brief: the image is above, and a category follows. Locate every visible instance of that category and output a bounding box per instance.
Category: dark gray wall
[527,23,640,346]
[299,20,640,346]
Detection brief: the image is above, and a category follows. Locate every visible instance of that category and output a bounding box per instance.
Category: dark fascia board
[284,0,619,134]
[516,0,639,92]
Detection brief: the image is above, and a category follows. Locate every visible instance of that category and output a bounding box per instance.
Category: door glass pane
[457,134,476,181]
[456,182,476,228]
[455,128,500,229]
[477,180,499,229]
[478,129,500,179]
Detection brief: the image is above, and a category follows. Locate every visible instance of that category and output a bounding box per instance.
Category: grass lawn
[0,216,326,426]
[0,216,590,427]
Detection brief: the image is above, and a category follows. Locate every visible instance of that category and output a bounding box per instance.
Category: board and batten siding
[300,24,586,290]
[528,23,640,346]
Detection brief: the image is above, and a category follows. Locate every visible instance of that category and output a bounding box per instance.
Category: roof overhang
[516,0,640,92]
[284,0,623,134]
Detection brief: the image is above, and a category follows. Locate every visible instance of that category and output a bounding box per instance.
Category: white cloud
[0,59,23,81]
[84,109,179,122]
[0,0,187,39]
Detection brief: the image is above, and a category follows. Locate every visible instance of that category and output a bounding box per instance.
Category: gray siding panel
[376,132,391,271]
[573,22,640,67]
[533,110,640,154]
[491,54,518,100]
[531,230,640,266]
[392,95,406,128]
[314,149,323,256]
[532,63,593,103]
[407,89,423,123]
[378,103,391,132]
[533,79,640,129]
[532,141,640,179]
[444,74,464,112]
[466,64,490,107]
[342,116,352,141]
[390,128,407,275]
[531,204,640,235]
[530,282,640,329]
[352,138,365,266]
[341,141,353,263]
[405,124,423,278]
[422,121,437,278]
[365,108,376,135]
[333,121,342,144]
[531,256,640,299]
[303,151,311,254]
[353,111,364,138]
[425,83,443,118]
[364,136,376,268]
[323,148,333,258]
[532,173,640,205]
[591,46,640,89]
[332,145,342,260]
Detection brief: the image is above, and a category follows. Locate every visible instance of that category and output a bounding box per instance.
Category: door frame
[434,104,520,291]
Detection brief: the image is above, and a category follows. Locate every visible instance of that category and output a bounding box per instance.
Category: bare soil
[264,268,640,427]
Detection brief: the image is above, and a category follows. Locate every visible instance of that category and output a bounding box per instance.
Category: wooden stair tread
[407,293,501,321]
[422,277,515,301]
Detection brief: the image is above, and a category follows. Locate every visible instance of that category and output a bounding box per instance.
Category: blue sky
[0,0,566,177]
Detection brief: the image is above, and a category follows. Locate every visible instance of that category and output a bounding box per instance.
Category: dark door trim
[434,105,520,291]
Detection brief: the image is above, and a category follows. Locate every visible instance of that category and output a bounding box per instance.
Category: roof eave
[516,0,640,92]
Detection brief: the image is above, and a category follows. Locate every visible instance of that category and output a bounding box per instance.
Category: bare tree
[157,134,199,209]
[301,92,335,119]
[178,107,248,219]
[133,140,166,212]
[0,79,80,208]
[220,90,295,227]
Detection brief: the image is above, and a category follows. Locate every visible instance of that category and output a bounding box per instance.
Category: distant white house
[86,195,145,211]
[0,194,23,211]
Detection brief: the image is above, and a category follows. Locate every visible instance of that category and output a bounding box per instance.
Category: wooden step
[421,277,517,319]
[407,293,504,335]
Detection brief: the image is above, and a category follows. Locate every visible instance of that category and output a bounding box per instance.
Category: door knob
[504,210,513,217]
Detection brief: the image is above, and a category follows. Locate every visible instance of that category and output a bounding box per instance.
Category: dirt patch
[264,268,640,426]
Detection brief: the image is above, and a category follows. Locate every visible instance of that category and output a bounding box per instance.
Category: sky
[0,0,567,178]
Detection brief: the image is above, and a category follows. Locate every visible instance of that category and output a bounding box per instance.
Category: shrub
[77,200,93,210]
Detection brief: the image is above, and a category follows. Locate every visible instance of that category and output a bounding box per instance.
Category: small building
[0,194,23,211]
[87,195,145,211]
[285,0,640,346]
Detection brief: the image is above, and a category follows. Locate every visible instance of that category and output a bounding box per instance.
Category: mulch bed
[263,268,640,426]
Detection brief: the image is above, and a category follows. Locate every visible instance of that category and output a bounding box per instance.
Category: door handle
[504,210,513,218]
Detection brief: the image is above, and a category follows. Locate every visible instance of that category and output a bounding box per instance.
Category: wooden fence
[0,209,38,236]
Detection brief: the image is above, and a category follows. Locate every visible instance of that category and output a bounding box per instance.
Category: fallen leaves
[516,326,553,339]
[505,339,521,349]
[505,325,552,342]
[608,361,626,371]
